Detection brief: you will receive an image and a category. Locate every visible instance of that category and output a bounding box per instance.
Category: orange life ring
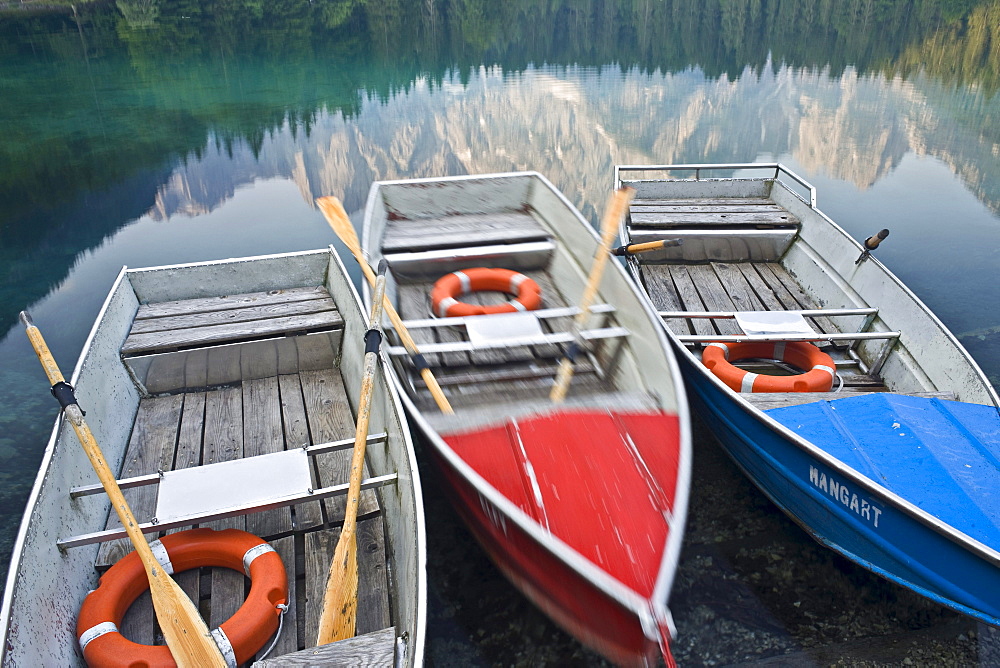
[702,341,836,393]
[77,528,287,668]
[430,267,542,318]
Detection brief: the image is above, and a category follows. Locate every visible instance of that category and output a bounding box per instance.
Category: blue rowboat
[615,163,1000,626]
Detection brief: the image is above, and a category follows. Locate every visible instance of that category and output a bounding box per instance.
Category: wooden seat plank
[130,297,339,336]
[631,200,786,213]
[123,311,344,356]
[382,212,548,253]
[135,286,332,320]
[629,211,798,228]
[745,390,956,411]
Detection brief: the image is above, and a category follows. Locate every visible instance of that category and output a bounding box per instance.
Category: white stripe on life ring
[211,627,238,668]
[509,299,527,311]
[79,622,118,653]
[242,543,276,576]
[707,342,730,360]
[741,372,758,393]
[454,271,471,294]
[509,272,527,292]
[813,364,835,377]
[149,538,174,575]
[437,296,458,318]
[773,342,786,361]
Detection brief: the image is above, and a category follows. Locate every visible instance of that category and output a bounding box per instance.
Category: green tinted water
[2,0,1000,663]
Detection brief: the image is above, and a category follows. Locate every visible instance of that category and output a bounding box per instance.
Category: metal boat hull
[680,350,1000,624]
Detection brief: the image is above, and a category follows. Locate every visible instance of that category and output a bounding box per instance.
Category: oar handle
[612,238,683,256]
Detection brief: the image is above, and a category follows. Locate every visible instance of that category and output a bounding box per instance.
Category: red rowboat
[359,172,691,665]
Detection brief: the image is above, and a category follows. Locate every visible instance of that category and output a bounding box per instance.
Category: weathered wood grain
[96,394,184,568]
[252,627,396,667]
[243,376,292,538]
[382,212,547,252]
[135,286,332,320]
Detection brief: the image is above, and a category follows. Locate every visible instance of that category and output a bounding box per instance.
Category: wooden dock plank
[382,212,547,253]
[299,369,379,523]
[278,374,324,531]
[244,376,293,538]
[97,394,184,568]
[130,297,339,336]
[123,311,344,356]
[136,286,332,320]
[252,627,396,667]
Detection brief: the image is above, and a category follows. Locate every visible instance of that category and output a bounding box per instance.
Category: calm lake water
[3,0,1000,664]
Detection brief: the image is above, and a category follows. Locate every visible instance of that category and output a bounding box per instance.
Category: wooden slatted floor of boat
[638,260,885,392]
[97,287,393,665]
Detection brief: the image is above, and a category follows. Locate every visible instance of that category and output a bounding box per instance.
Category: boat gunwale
[0,265,133,658]
[617,162,1000,570]
[361,170,693,644]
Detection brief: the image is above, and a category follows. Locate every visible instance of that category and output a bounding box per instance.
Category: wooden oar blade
[316,196,361,254]
[148,569,227,667]
[316,533,359,645]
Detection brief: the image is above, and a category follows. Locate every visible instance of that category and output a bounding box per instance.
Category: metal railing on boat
[58,433,396,550]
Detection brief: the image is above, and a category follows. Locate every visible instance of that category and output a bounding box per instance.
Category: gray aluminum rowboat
[0,248,426,666]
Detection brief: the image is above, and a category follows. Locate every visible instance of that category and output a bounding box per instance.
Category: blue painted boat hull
[677,347,1000,625]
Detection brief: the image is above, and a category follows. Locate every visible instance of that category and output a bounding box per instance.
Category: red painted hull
[430,408,682,666]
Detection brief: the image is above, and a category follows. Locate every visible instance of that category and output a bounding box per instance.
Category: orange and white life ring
[430,267,542,318]
[702,341,836,393]
[77,528,287,668]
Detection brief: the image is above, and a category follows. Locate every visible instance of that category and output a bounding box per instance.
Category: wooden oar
[315,259,388,645]
[550,187,636,403]
[316,195,454,414]
[20,312,226,668]
[612,237,682,256]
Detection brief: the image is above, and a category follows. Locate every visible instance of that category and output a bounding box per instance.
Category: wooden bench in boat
[122,286,344,356]
[626,197,800,263]
[63,286,397,664]
[381,211,549,254]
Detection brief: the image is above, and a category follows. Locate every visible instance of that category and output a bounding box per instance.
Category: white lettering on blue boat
[808,466,881,528]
